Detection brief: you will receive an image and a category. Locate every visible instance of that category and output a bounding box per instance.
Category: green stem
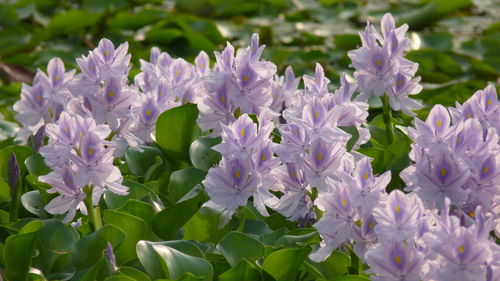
[235,207,246,232]
[381,95,396,144]
[84,185,102,231]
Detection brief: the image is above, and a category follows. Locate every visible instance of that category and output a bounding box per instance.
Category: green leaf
[118,266,152,281]
[167,167,207,202]
[274,228,319,247]
[70,224,126,270]
[137,240,213,281]
[183,206,230,243]
[152,185,205,240]
[116,199,155,226]
[262,246,310,281]
[24,153,50,176]
[4,220,43,281]
[104,179,158,210]
[20,190,46,217]
[104,275,136,281]
[340,126,360,152]
[304,250,350,279]
[156,103,200,162]
[189,137,222,171]
[125,146,166,177]
[217,232,265,267]
[217,259,262,281]
[102,210,148,263]
[37,219,79,273]
[48,10,101,34]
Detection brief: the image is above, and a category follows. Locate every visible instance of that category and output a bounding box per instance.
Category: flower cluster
[348,13,423,116]
[11,12,499,280]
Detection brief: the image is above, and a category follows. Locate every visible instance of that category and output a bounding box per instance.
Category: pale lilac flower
[365,242,424,281]
[274,123,309,162]
[403,146,470,209]
[346,157,391,216]
[373,190,422,242]
[39,166,86,223]
[303,63,330,97]
[269,66,300,112]
[352,215,378,261]
[203,158,261,226]
[301,138,345,190]
[195,51,210,75]
[36,57,75,105]
[387,73,423,116]
[272,163,313,221]
[310,180,358,262]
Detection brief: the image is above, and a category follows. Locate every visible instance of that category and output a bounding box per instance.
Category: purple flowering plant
[1,10,499,281]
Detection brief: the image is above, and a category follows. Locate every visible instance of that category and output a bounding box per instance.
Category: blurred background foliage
[0,0,499,125]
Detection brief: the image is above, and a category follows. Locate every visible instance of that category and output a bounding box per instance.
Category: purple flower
[303,63,330,97]
[310,180,358,262]
[403,146,470,209]
[203,158,261,226]
[195,51,209,75]
[39,166,86,223]
[274,123,309,162]
[346,157,391,216]
[365,242,424,281]
[352,215,378,261]
[372,190,422,242]
[301,138,345,190]
[272,163,313,221]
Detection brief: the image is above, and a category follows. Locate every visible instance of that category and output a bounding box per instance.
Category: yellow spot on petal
[88,147,94,155]
[199,63,204,69]
[467,113,472,119]
[79,131,84,138]
[291,172,297,178]
[397,79,403,86]
[341,199,347,207]
[483,166,489,175]
[395,204,401,213]
[316,152,323,161]
[55,75,60,81]
[240,128,246,137]
[235,169,241,179]
[146,109,152,117]
[36,95,41,101]
[487,99,492,106]
[456,136,461,144]
[458,245,465,253]
[63,127,69,134]
[220,96,226,104]
[175,70,180,77]
[159,90,164,97]
[108,90,115,98]
[376,59,382,67]
[314,111,319,119]
[394,255,401,264]
[293,128,299,136]
[183,97,189,104]
[440,168,447,177]
[436,120,443,127]
[104,50,109,57]
[362,172,369,180]
[261,153,267,161]
[243,75,249,82]
[368,221,374,229]
[469,211,475,218]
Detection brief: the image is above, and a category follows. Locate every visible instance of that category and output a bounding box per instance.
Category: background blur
[0,0,499,133]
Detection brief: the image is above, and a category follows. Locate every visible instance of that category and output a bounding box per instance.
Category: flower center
[394,255,401,264]
[440,168,447,177]
[316,152,323,161]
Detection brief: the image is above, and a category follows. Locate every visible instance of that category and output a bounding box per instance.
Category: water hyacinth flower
[39,166,87,223]
[345,157,390,216]
[310,180,359,262]
[203,158,261,226]
[348,13,422,116]
[372,190,422,242]
[365,242,424,281]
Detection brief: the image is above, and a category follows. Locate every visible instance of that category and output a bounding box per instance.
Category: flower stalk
[381,94,396,144]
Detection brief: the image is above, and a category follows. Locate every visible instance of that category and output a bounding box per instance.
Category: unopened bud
[8,153,20,195]
[33,125,45,152]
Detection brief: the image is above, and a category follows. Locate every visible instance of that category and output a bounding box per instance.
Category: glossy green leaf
[104,179,158,210]
[70,224,126,270]
[262,246,310,281]
[125,146,166,176]
[189,137,222,171]
[137,240,213,281]
[156,103,200,162]
[183,205,230,243]
[48,10,101,34]
[327,276,371,281]
[21,190,46,218]
[4,220,43,281]
[24,153,50,176]
[218,258,262,281]
[305,250,350,279]
[167,167,207,202]
[152,185,205,240]
[0,145,32,180]
[217,232,265,267]
[102,210,148,263]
